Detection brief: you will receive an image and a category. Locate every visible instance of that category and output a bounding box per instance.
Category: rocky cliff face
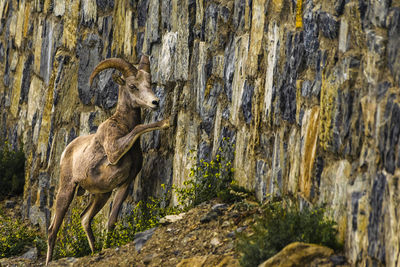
[0,0,399,265]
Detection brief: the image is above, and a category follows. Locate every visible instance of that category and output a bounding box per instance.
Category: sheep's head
[89,56,160,110]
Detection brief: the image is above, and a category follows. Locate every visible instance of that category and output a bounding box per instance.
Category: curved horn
[89,58,137,86]
[138,55,150,73]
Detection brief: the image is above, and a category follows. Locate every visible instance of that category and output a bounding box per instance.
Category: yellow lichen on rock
[22,1,31,38]
[10,54,23,117]
[319,73,338,151]
[112,0,129,56]
[14,0,25,48]
[62,0,80,50]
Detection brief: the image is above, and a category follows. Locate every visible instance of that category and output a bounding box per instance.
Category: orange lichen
[295,0,303,29]
[299,106,320,200]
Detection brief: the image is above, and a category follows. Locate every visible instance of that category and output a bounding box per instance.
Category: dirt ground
[0,199,257,267]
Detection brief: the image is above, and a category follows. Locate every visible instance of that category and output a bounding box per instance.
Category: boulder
[258,242,334,267]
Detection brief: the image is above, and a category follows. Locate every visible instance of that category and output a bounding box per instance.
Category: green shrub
[56,186,179,257]
[54,202,102,259]
[174,138,250,210]
[105,185,179,248]
[236,199,342,267]
[0,141,25,200]
[0,208,45,258]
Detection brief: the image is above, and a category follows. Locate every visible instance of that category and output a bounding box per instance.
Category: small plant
[54,202,103,259]
[0,141,25,200]
[0,207,45,258]
[174,138,249,210]
[105,184,179,248]
[55,185,179,257]
[236,198,342,267]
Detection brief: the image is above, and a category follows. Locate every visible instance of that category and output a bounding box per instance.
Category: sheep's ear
[112,74,125,85]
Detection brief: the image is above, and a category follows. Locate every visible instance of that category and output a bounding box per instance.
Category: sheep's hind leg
[46,182,77,265]
[81,192,111,253]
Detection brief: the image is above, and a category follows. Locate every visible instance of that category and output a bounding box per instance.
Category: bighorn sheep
[46,56,170,264]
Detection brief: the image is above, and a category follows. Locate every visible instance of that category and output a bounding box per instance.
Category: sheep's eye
[129,85,137,90]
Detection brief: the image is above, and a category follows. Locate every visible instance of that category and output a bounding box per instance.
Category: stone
[93,69,119,109]
[367,172,387,264]
[318,12,339,39]
[96,0,114,10]
[200,82,220,135]
[5,200,16,209]
[339,18,349,53]
[223,34,235,101]
[191,41,208,115]
[212,54,224,79]
[318,160,350,241]
[230,34,249,125]
[39,20,62,84]
[20,53,34,104]
[54,0,65,16]
[137,0,148,27]
[143,0,159,53]
[299,106,320,200]
[210,237,220,246]
[303,9,319,54]
[0,41,4,63]
[172,0,189,81]
[246,0,264,77]
[334,0,346,16]
[263,21,279,121]
[258,242,334,267]
[143,253,157,265]
[81,0,97,26]
[278,32,303,123]
[20,247,38,260]
[379,98,400,174]
[200,211,219,223]
[159,213,186,225]
[233,0,246,31]
[177,255,239,267]
[134,227,157,252]
[204,3,218,46]
[211,203,227,213]
[161,0,171,31]
[177,256,207,267]
[366,0,390,28]
[29,206,49,232]
[241,80,254,124]
[301,80,312,98]
[255,159,268,200]
[158,32,177,84]
[77,34,103,105]
[388,8,400,87]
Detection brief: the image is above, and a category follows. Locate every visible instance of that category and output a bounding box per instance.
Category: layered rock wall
[0,0,399,265]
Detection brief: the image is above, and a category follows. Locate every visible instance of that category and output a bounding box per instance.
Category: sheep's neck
[114,89,141,131]
[113,108,141,131]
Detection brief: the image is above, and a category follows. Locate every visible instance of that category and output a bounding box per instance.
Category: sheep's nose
[152,100,160,107]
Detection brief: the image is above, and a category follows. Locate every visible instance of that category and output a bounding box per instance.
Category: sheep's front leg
[104,118,170,165]
[107,182,131,232]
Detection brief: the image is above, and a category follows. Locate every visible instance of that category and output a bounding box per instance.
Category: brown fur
[46,57,170,265]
